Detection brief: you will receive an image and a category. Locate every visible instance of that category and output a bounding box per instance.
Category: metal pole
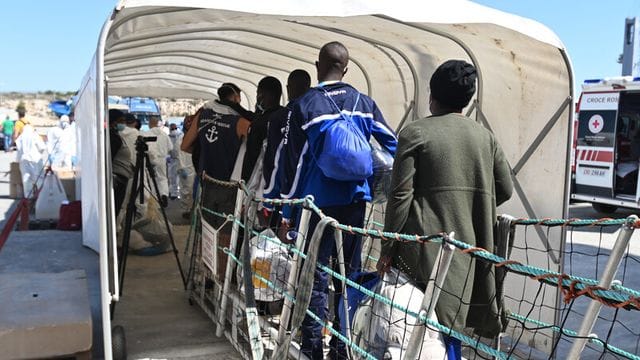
[276,200,312,344]
[216,187,245,337]
[566,215,637,359]
[404,232,457,360]
[334,227,353,359]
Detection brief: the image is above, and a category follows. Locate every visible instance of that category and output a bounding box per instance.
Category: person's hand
[278,219,293,244]
[376,254,392,276]
[257,208,271,229]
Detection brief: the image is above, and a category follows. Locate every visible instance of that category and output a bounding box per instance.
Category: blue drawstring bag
[316,91,374,181]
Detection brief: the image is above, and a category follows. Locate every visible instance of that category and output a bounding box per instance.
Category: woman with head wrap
[378,60,513,350]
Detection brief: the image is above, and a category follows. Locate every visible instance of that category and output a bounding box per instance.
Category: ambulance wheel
[592,203,617,214]
[112,325,127,360]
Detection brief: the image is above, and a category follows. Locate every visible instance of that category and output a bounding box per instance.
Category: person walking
[377,60,514,357]
[15,124,46,198]
[2,115,14,151]
[279,41,397,359]
[168,123,182,199]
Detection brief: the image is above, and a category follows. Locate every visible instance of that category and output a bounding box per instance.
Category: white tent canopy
[74,1,573,358]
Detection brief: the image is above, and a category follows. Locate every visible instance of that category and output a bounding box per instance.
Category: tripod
[113,135,187,315]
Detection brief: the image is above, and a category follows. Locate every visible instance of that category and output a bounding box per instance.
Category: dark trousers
[113,174,128,219]
[301,201,365,360]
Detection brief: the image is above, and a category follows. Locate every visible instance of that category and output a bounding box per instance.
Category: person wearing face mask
[168,123,182,199]
[117,113,140,166]
[109,109,134,217]
[46,115,69,169]
[143,116,173,208]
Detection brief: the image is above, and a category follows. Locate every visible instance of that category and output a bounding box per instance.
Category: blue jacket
[279,82,397,218]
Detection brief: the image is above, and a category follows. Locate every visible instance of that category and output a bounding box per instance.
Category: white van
[572,77,640,213]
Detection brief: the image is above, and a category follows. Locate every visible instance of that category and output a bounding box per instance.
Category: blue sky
[0,1,639,93]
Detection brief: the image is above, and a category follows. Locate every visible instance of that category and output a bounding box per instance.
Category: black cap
[429,60,477,109]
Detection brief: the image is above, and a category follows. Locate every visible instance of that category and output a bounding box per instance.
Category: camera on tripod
[135,136,157,151]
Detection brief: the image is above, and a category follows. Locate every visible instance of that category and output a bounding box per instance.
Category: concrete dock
[0,150,240,359]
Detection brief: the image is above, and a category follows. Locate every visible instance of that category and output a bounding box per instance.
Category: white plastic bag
[239,228,291,302]
[35,171,68,220]
[352,268,447,360]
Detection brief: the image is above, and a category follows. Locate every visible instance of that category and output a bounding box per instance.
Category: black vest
[198,108,242,181]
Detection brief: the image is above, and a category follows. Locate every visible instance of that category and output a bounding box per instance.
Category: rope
[221,248,379,360]
[201,204,640,310]
[198,187,640,359]
[246,231,507,359]
[512,217,638,228]
[201,172,240,189]
[507,312,640,360]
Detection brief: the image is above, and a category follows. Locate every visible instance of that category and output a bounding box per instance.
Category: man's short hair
[218,82,242,101]
[429,60,477,110]
[258,76,282,98]
[288,69,311,89]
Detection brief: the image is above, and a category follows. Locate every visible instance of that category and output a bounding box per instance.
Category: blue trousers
[300,201,365,360]
[3,134,11,151]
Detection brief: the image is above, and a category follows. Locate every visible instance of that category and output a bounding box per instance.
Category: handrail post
[276,197,313,344]
[404,232,457,360]
[566,215,637,359]
[216,186,245,337]
[334,227,353,359]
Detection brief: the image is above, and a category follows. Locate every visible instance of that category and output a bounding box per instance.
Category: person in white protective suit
[46,115,69,168]
[63,113,78,169]
[16,124,46,197]
[177,114,196,218]
[167,123,182,199]
[143,116,173,207]
[120,113,140,166]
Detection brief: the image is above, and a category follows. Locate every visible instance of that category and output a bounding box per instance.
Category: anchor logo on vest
[205,113,221,143]
[206,125,219,143]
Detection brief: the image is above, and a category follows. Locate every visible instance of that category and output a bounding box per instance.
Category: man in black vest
[181,83,251,277]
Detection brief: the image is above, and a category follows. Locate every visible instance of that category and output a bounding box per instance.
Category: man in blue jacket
[279,41,397,359]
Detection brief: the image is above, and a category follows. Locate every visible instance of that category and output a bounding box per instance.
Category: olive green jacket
[382,113,513,337]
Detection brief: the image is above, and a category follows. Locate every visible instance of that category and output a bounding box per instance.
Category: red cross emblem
[588,114,604,134]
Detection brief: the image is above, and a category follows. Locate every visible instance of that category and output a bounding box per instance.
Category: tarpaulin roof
[73,1,573,357]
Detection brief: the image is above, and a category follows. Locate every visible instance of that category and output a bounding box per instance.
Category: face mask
[116,123,126,131]
[170,129,178,136]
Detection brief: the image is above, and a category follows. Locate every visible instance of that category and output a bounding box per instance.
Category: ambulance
[572,77,640,213]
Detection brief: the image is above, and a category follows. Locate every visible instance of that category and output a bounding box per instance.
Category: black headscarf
[430,60,477,109]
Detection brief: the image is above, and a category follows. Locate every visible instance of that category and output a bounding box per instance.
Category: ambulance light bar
[582,76,640,89]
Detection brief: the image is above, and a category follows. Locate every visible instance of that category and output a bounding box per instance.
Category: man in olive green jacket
[378,60,513,340]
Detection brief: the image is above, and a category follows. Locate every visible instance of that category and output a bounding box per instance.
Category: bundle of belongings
[238,228,292,304]
[128,196,174,256]
[344,268,448,359]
